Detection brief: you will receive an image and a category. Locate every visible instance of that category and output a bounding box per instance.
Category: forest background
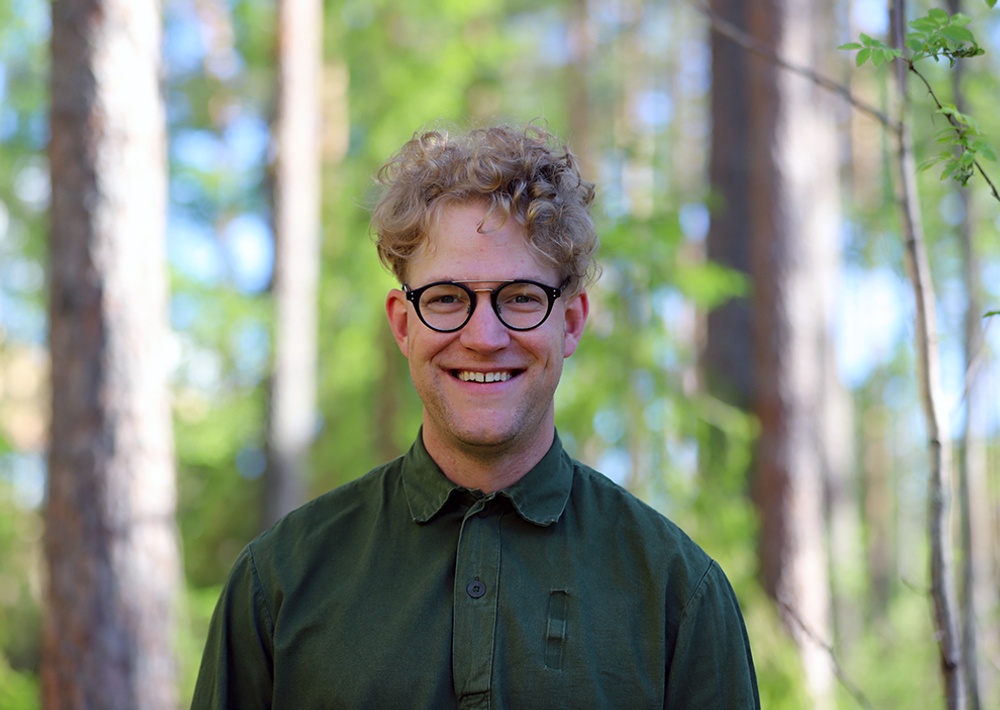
[1,0,1000,707]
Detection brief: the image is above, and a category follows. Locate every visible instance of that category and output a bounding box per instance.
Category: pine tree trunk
[43,0,180,706]
[708,0,839,705]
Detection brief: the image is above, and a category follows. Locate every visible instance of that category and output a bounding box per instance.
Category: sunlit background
[2,0,1000,707]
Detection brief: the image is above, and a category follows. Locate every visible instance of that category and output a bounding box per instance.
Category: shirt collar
[402,431,573,527]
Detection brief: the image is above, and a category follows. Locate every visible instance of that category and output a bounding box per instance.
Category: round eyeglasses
[403,278,569,333]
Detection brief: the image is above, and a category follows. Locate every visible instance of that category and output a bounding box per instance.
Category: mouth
[453,369,520,383]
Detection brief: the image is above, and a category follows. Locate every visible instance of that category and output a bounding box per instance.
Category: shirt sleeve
[191,545,275,710]
[664,561,761,709]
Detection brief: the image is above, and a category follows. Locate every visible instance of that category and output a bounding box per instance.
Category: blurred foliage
[0,654,38,710]
[177,584,224,705]
[0,482,41,706]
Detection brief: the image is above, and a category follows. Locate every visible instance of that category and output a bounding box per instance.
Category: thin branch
[693,1,901,131]
[907,62,1000,204]
[698,0,1000,205]
[778,600,876,710]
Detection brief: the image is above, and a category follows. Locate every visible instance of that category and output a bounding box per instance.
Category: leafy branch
[840,8,1000,202]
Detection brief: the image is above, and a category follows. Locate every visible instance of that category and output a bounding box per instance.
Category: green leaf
[986,0,997,9]
[984,310,1000,318]
[972,141,997,162]
[910,18,937,32]
[917,157,940,173]
[940,25,975,43]
[950,13,973,27]
[856,48,871,66]
[927,8,950,23]
[838,42,863,50]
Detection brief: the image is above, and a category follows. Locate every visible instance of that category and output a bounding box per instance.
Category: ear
[562,290,589,358]
[385,289,411,358]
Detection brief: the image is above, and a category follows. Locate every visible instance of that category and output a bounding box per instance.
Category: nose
[459,290,510,352]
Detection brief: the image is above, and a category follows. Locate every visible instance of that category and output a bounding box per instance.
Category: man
[192,124,760,708]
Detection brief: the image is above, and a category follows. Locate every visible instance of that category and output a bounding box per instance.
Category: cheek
[407,331,452,364]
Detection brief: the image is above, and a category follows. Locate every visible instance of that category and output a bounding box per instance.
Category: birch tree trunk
[888,1,964,706]
[264,0,323,528]
[43,0,180,706]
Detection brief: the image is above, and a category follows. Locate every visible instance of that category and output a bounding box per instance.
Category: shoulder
[246,456,404,565]
[566,459,718,593]
[568,459,699,543]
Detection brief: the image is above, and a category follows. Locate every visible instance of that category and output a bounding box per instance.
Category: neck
[421,426,555,494]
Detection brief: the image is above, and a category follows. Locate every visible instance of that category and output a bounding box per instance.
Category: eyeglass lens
[417,281,553,331]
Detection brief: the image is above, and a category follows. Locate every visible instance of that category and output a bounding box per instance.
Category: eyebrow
[419,277,547,285]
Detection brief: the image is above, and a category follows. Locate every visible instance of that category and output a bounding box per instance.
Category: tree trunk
[263,0,323,528]
[43,0,180,707]
[708,0,838,705]
[565,0,596,183]
[705,0,753,410]
[947,2,993,703]
[887,3,965,707]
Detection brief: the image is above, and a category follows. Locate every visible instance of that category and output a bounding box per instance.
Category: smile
[455,370,516,383]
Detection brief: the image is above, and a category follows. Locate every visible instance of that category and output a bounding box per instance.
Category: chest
[267,509,669,709]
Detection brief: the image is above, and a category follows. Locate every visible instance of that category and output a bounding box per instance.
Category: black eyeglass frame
[402,278,570,333]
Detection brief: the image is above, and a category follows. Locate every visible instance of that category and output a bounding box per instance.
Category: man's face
[386,201,588,462]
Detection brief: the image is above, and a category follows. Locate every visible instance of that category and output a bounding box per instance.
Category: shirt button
[466,579,486,598]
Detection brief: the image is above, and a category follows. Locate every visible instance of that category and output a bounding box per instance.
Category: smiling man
[192,125,760,709]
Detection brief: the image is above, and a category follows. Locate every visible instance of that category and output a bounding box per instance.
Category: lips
[454,370,517,383]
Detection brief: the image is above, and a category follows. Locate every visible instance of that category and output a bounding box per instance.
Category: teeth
[457,371,512,383]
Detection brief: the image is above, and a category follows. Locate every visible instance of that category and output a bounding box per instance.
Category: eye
[429,294,459,305]
[420,285,471,313]
[499,283,547,311]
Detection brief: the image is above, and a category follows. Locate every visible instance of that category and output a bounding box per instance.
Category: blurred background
[2,0,1000,707]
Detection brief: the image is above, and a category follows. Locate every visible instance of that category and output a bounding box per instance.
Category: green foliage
[0,482,41,682]
[0,653,38,710]
[176,584,224,706]
[840,8,998,192]
[905,9,983,65]
[838,590,944,707]
[838,34,903,68]
[0,0,49,344]
[740,586,812,709]
[920,105,996,185]
[839,10,984,67]
[0,480,40,708]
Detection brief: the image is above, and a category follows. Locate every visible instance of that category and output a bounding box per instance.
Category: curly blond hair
[371,124,599,295]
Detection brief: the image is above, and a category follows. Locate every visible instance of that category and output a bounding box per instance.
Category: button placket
[452,498,503,708]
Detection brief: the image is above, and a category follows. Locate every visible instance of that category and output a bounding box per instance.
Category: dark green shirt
[192,434,759,709]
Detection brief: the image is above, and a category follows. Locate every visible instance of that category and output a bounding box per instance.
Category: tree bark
[43,0,180,707]
[705,0,754,415]
[565,0,597,185]
[946,2,993,704]
[263,0,323,528]
[708,0,838,705]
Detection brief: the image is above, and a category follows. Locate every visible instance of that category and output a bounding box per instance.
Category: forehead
[411,202,555,283]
